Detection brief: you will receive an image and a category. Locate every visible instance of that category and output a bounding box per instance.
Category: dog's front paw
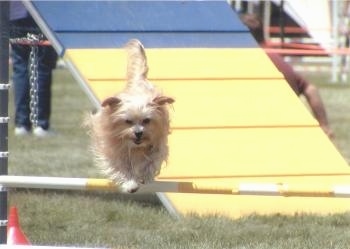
[120,180,139,193]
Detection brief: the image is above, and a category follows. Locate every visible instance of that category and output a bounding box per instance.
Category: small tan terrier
[85,39,174,193]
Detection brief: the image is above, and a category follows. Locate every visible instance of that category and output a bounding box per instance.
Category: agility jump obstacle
[1,1,350,246]
[15,0,350,219]
[1,0,350,247]
[0,1,9,245]
[2,176,350,198]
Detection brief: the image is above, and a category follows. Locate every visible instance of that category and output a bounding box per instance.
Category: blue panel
[56,32,258,49]
[31,1,248,32]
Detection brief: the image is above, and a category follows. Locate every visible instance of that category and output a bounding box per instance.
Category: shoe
[14,127,30,136]
[33,126,55,137]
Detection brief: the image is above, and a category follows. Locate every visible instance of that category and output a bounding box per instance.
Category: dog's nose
[135,131,143,140]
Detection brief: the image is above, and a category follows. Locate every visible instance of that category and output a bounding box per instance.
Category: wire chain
[28,33,41,128]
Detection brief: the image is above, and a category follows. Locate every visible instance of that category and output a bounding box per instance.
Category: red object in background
[7,206,30,245]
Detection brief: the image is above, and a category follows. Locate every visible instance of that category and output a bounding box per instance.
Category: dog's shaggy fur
[85,39,174,193]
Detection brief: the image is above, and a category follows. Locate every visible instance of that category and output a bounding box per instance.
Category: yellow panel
[163,185,350,218]
[158,127,350,218]
[65,48,284,80]
[159,127,349,179]
[160,175,350,218]
[85,80,123,101]
[62,46,350,218]
[85,79,318,128]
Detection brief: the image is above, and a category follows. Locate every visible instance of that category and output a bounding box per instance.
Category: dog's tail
[125,39,149,84]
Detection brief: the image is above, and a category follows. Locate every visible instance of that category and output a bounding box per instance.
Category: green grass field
[6,64,350,248]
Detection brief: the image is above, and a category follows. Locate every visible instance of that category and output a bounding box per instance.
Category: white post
[234,0,242,12]
[331,0,339,83]
[263,1,271,43]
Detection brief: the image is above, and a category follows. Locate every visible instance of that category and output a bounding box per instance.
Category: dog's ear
[101,97,121,108]
[153,96,175,106]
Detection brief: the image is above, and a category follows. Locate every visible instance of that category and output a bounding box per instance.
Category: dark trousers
[10,17,57,130]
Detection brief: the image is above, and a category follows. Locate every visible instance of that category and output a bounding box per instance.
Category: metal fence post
[0,1,9,244]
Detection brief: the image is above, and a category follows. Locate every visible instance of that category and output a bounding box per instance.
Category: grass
[6,64,350,248]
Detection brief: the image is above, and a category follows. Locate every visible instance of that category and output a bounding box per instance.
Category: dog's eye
[143,118,151,125]
[125,119,133,125]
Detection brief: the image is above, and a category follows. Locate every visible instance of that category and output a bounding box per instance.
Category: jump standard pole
[0,1,10,244]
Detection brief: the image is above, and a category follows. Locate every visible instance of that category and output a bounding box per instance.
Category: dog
[85,39,174,193]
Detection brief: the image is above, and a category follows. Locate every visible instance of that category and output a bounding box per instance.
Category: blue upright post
[0,1,9,244]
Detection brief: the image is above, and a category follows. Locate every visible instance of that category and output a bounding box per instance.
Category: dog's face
[101,94,174,148]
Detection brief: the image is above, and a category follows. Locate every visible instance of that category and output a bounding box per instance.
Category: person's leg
[11,44,31,132]
[36,46,56,130]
